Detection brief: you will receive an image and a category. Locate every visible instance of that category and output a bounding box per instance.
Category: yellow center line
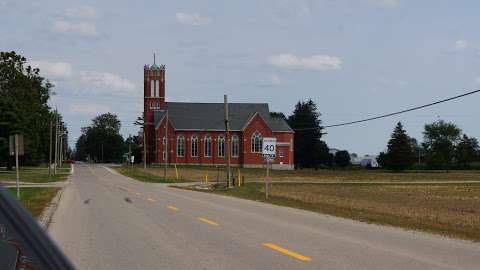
[197,217,219,226]
[263,243,311,262]
[147,198,157,203]
[167,205,179,211]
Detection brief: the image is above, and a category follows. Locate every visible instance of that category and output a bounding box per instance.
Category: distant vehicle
[63,160,75,164]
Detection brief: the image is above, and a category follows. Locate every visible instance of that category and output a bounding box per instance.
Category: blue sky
[2,0,480,155]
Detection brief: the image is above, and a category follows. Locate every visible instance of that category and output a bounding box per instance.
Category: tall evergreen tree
[384,122,415,170]
[287,99,328,168]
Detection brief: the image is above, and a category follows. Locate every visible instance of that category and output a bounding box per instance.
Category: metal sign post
[10,134,24,199]
[262,137,276,200]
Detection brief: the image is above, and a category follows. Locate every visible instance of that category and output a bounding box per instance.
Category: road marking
[147,198,156,203]
[167,205,179,211]
[197,217,219,226]
[135,192,141,196]
[263,243,311,262]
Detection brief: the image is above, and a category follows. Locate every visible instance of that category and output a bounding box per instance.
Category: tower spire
[153,52,156,65]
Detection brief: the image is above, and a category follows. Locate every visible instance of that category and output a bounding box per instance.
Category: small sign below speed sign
[262,137,276,160]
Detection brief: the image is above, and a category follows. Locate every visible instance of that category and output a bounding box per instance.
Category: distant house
[359,155,379,168]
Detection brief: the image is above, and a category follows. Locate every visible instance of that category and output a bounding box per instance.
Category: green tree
[377,152,387,168]
[423,120,461,169]
[334,150,351,167]
[384,122,415,170]
[287,99,328,168]
[76,113,125,163]
[455,134,479,169]
[0,51,60,166]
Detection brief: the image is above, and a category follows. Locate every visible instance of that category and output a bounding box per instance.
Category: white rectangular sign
[262,137,276,160]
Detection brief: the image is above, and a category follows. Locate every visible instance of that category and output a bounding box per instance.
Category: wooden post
[265,159,270,200]
[224,95,232,188]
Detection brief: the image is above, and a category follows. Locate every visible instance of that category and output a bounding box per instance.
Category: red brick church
[142,61,294,170]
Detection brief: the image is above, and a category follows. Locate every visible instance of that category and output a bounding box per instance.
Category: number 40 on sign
[262,137,276,160]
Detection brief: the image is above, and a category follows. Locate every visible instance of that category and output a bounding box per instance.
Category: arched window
[151,80,155,97]
[191,135,198,157]
[218,135,225,157]
[231,135,239,157]
[204,135,212,157]
[155,80,160,97]
[176,135,184,157]
[251,132,262,153]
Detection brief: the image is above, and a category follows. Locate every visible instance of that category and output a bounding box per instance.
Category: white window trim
[251,131,262,153]
[232,135,239,157]
[204,135,212,157]
[176,135,185,157]
[191,135,198,157]
[218,136,225,157]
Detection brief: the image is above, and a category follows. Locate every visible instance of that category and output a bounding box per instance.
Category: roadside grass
[7,187,59,217]
[202,182,480,241]
[143,165,480,183]
[114,167,179,183]
[0,167,70,183]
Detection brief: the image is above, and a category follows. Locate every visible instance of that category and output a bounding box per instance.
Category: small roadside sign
[9,134,24,156]
[262,137,276,160]
[130,156,135,163]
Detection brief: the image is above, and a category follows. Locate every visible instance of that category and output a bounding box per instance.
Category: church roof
[154,102,293,132]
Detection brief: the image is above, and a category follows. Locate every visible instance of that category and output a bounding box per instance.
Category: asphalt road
[48,164,480,270]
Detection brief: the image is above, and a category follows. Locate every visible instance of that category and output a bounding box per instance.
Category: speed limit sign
[262,137,276,160]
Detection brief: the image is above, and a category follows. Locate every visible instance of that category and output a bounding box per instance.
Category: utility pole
[59,127,63,168]
[224,95,232,188]
[15,134,20,199]
[48,117,53,178]
[54,110,59,175]
[164,110,168,181]
[143,124,147,169]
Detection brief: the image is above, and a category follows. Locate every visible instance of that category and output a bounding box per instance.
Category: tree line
[378,121,479,170]
[0,51,67,168]
[284,99,479,170]
[74,113,137,163]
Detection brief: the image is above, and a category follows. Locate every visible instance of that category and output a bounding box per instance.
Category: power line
[293,89,480,131]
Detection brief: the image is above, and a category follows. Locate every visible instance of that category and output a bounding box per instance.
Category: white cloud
[51,20,98,36]
[29,60,73,78]
[64,6,97,19]
[452,39,470,50]
[176,12,211,26]
[371,0,399,8]
[79,71,136,93]
[70,103,110,115]
[268,53,342,71]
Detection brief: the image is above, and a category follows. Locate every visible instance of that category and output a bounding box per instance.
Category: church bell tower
[143,54,165,163]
